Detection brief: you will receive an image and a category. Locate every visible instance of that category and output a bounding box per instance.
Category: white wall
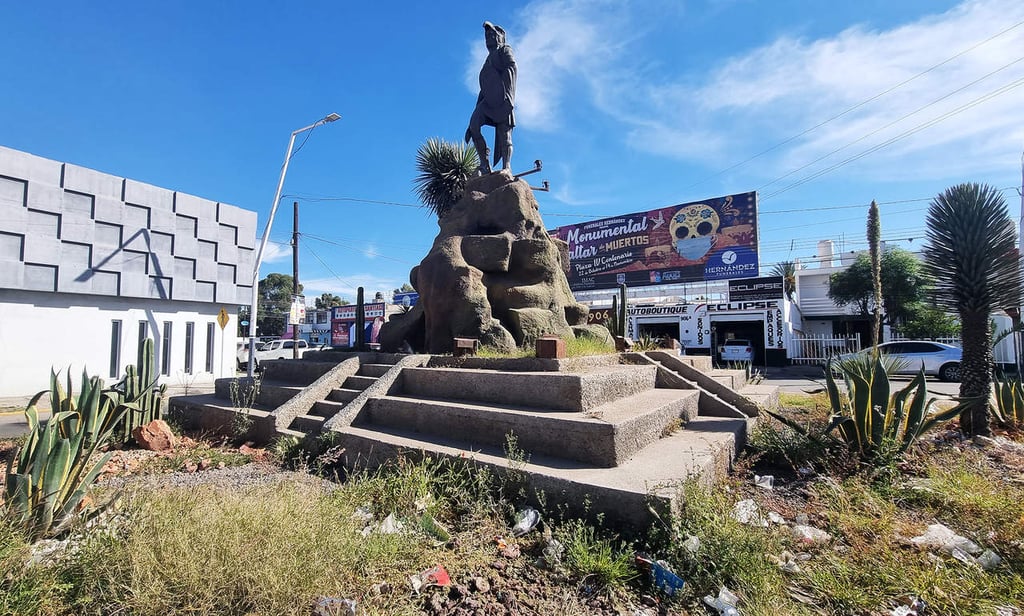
[0,289,238,397]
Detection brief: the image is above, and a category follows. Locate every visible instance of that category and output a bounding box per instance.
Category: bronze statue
[465,21,517,174]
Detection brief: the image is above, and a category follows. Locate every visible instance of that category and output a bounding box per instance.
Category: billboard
[550,191,758,291]
[728,276,784,302]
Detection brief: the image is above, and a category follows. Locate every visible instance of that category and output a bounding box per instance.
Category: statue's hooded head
[483,21,506,50]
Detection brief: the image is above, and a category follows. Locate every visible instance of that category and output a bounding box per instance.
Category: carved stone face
[670,204,719,260]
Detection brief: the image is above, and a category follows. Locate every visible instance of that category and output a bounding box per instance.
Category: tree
[771,261,796,301]
[923,182,1021,437]
[315,293,345,310]
[414,138,479,219]
[393,282,415,295]
[867,200,882,349]
[899,306,960,339]
[827,248,928,328]
[257,273,302,337]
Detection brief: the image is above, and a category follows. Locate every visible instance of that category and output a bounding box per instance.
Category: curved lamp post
[247,113,341,378]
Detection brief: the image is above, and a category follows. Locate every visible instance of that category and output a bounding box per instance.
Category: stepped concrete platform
[169,349,776,527]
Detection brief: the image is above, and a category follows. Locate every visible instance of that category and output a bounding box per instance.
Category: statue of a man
[465,21,517,174]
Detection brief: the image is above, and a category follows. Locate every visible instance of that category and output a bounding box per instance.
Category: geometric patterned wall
[0,145,257,305]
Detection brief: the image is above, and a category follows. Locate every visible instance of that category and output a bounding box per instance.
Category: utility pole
[292,201,301,359]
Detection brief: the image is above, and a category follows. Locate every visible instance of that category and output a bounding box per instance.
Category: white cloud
[261,242,291,263]
[497,0,1024,189]
[301,273,402,303]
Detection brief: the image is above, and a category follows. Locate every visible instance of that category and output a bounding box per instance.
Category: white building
[0,146,257,397]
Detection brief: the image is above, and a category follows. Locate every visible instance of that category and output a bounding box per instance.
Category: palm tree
[771,261,796,301]
[413,138,479,220]
[923,182,1021,436]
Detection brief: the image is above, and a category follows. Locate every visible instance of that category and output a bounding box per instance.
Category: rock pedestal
[380,170,591,354]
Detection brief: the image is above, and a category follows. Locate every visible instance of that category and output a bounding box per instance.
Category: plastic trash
[889,596,927,616]
[767,511,786,525]
[409,565,451,594]
[634,553,685,596]
[419,513,451,543]
[791,524,831,546]
[312,596,357,616]
[703,586,741,615]
[977,549,1002,571]
[754,474,775,490]
[731,499,768,527]
[511,507,540,537]
[541,538,564,568]
[769,550,802,574]
[909,523,981,555]
[682,534,700,556]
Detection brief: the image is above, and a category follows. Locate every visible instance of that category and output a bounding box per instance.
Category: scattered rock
[197,458,213,471]
[470,576,491,593]
[132,419,176,452]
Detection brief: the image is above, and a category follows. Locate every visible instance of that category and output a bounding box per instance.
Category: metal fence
[789,334,861,365]
[889,334,961,346]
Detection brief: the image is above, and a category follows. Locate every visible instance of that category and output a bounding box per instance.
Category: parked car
[720,339,753,363]
[253,339,309,365]
[838,340,962,381]
[236,336,284,369]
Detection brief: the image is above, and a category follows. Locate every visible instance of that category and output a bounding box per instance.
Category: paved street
[760,364,963,397]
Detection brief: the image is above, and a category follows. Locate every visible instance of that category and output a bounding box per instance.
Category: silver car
[842,341,962,382]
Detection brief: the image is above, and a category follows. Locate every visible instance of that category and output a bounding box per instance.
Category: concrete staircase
[169,350,774,527]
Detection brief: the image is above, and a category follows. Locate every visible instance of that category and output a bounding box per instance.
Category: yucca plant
[823,357,967,459]
[994,370,1024,430]
[413,137,480,220]
[3,372,128,540]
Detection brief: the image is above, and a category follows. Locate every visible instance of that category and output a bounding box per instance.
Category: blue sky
[3,0,1023,303]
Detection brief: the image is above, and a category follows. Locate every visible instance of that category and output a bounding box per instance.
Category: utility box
[536,336,566,359]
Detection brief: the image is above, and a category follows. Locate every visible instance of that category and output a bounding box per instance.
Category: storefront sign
[332,303,386,320]
[707,300,782,312]
[728,276,784,302]
[550,191,759,290]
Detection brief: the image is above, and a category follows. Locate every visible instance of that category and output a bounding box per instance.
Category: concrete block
[217,223,237,246]
[62,163,123,199]
[149,253,172,279]
[27,209,61,240]
[195,280,216,302]
[57,265,92,295]
[26,184,65,214]
[536,336,566,359]
[124,204,150,231]
[174,256,196,279]
[63,190,94,217]
[120,250,149,274]
[217,242,238,265]
[236,285,252,304]
[93,197,125,224]
[195,258,217,281]
[120,271,148,297]
[0,175,27,208]
[0,232,24,261]
[174,192,216,219]
[0,203,28,233]
[215,202,245,226]
[236,247,253,275]
[0,261,24,288]
[217,263,236,285]
[23,236,60,264]
[215,282,237,304]
[196,216,219,242]
[149,231,173,255]
[172,276,195,301]
[61,211,95,244]
[0,146,62,184]
[175,235,198,259]
[149,276,171,299]
[149,208,176,234]
[90,244,120,271]
[175,214,197,238]
[236,213,256,249]
[90,270,120,295]
[93,222,123,248]
[124,179,173,211]
[59,241,92,269]
[453,338,479,357]
[24,263,57,292]
[197,239,217,262]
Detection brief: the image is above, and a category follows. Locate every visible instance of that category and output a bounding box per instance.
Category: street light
[247,112,341,378]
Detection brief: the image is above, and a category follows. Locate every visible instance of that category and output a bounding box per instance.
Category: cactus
[4,371,128,540]
[618,283,628,338]
[114,338,166,443]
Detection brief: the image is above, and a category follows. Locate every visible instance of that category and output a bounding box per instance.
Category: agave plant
[3,372,127,540]
[994,370,1024,430]
[413,137,480,220]
[823,356,967,459]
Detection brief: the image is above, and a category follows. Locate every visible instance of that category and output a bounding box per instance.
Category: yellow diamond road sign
[217,307,229,330]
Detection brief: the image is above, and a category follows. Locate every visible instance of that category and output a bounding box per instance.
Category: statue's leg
[468,110,491,174]
[495,124,513,170]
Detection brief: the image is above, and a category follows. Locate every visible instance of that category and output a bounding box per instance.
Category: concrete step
[311,400,346,419]
[338,414,746,528]
[343,375,378,391]
[708,369,748,390]
[399,365,658,412]
[278,427,307,440]
[358,363,394,378]
[738,383,780,411]
[290,414,326,434]
[359,389,699,467]
[262,361,339,386]
[327,388,361,404]
[255,382,305,408]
